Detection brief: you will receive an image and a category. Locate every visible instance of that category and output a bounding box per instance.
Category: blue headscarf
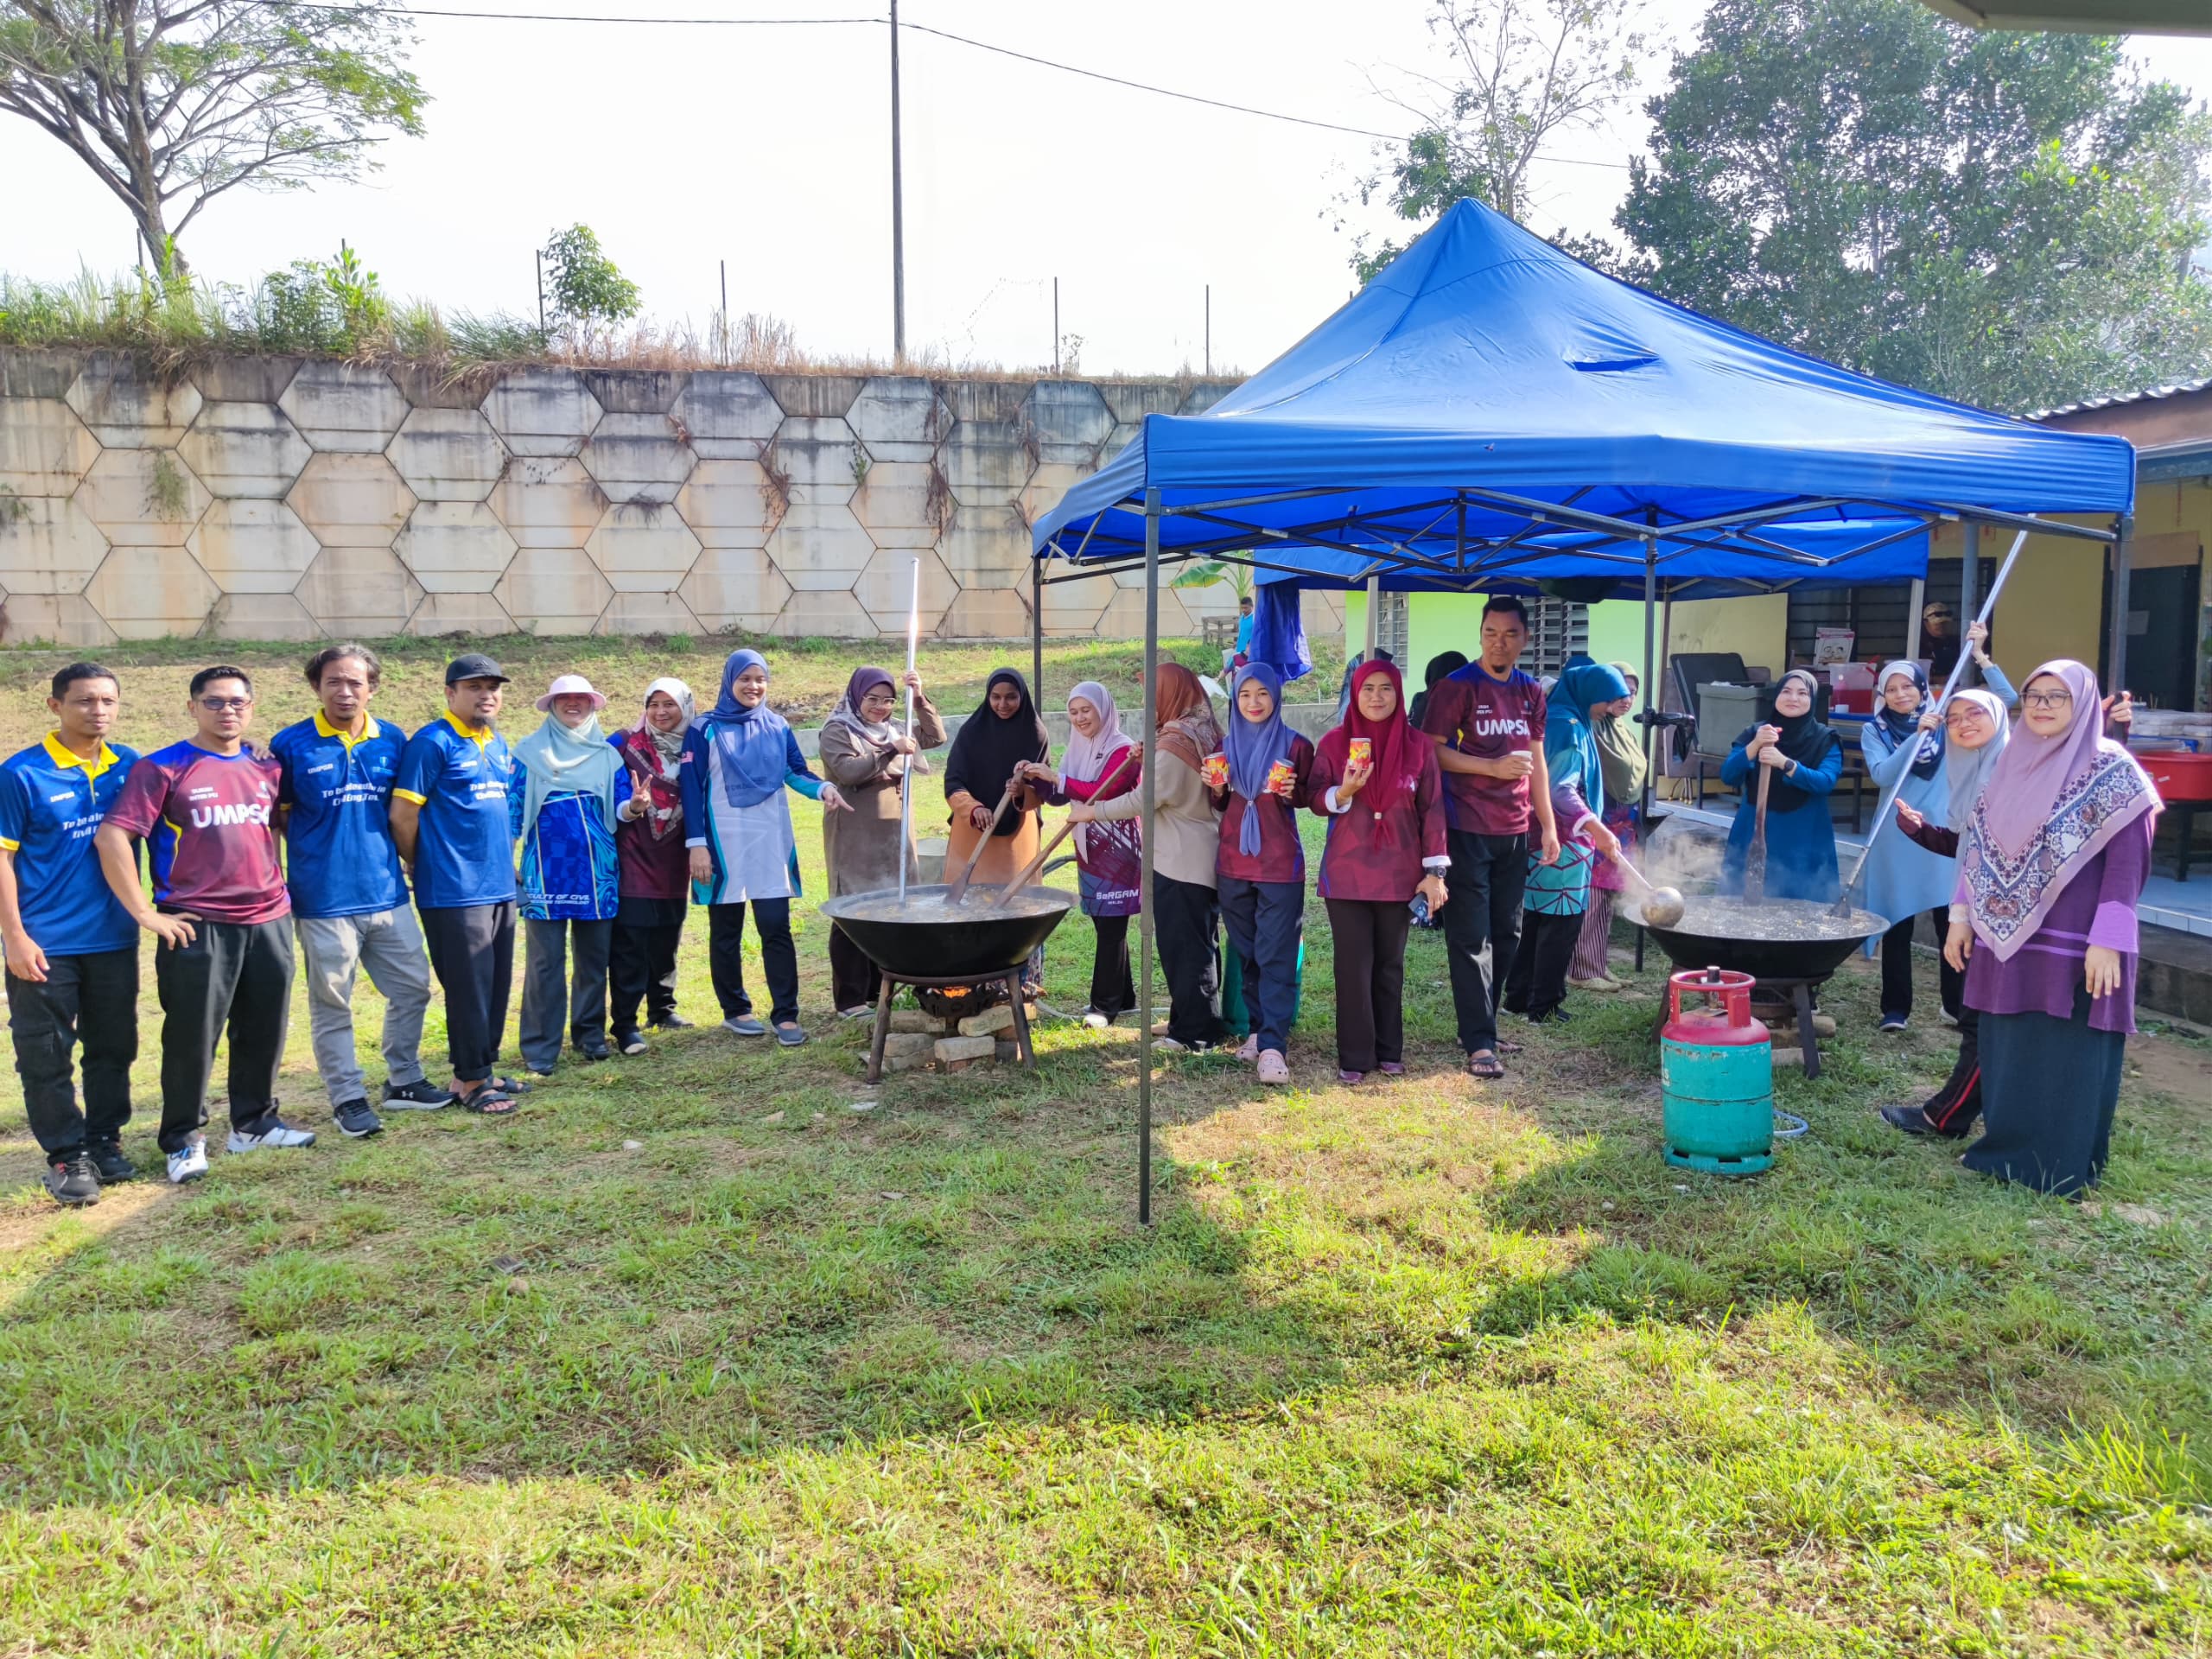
[697,648,792,810]
[1545,658,1632,814]
[1224,662,1294,857]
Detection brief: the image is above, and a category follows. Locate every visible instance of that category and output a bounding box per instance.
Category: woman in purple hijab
[1945,659,2159,1196]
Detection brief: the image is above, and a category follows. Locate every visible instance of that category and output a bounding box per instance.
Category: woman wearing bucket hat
[512,673,634,1073]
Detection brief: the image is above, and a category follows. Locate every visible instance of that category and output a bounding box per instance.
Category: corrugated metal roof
[2028,377,2212,421]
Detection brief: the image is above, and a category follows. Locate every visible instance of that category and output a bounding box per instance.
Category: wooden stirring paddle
[944,783,1018,906]
[992,747,1142,907]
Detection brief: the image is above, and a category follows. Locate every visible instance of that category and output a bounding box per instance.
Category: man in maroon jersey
[98,664,306,1185]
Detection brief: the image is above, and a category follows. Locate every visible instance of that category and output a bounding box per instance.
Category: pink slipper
[1378,1062,1404,1076]
[1257,1049,1289,1084]
[1338,1069,1364,1084]
[1236,1034,1261,1063]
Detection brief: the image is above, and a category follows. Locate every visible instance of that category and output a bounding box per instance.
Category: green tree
[1613,0,2212,412]
[541,224,641,340]
[1350,0,1648,281]
[0,0,426,273]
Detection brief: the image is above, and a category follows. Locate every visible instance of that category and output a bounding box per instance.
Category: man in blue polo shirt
[0,663,141,1205]
[392,654,522,1115]
[270,642,450,1141]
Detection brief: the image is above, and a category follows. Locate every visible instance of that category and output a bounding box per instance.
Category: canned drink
[1267,759,1296,794]
[1348,738,1373,767]
[1202,753,1229,789]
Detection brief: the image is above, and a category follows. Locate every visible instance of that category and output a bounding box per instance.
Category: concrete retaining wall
[0,351,1346,648]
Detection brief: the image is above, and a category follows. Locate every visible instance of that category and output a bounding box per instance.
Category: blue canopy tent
[1026,199,2136,1220]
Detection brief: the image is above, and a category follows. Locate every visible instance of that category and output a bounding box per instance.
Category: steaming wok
[1638,894,1888,982]
[822,884,1074,982]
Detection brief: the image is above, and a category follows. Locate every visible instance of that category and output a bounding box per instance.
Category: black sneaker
[616,1032,649,1056]
[651,1014,692,1030]
[578,1046,613,1064]
[42,1152,99,1206]
[334,1098,385,1139]
[383,1077,454,1111]
[87,1142,138,1184]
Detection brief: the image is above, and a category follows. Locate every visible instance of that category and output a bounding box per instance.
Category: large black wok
[821,884,1074,982]
[1640,895,1889,982]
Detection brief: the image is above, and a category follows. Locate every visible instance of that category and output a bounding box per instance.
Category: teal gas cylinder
[1660,967,1773,1176]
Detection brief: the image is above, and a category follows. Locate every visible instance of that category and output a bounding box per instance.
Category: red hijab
[1318,659,1421,843]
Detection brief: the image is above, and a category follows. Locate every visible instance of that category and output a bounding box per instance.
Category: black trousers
[1325,898,1410,1073]
[1089,914,1135,1018]
[1441,830,1527,1054]
[1880,908,1964,1021]
[610,896,685,1037]
[1151,873,1224,1047]
[420,902,516,1085]
[709,899,798,1024]
[153,917,294,1153]
[7,945,139,1156]
[1503,909,1580,1020]
[829,923,880,1014]
[1921,1003,1983,1135]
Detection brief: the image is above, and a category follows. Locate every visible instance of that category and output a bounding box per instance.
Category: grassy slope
[0,640,2206,1656]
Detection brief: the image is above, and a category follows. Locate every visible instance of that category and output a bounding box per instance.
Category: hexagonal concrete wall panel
[1179,384,1237,416]
[1021,382,1115,466]
[854,547,957,635]
[936,503,1029,592]
[394,501,517,594]
[188,498,322,594]
[490,455,606,549]
[0,495,110,594]
[189,358,302,404]
[595,592,702,638]
[768,416,861,496]
[680,548,791,632]
[940,420,1033,507]
[278,362,411,454]
[1099,383,1184,423]
[84,546,219,639]
[295,545,423,637]
[388,407,512,502]
[582,413,696,506]
[848,377,952,463]
[2,350,89,400]
[0,593,119,649]
[65,357,201,447]
[849,461,946,550]
[763,374,864,420]
[770,588,872,638]
[204,593,324,641]
[407,593,517,637]
[939,588,1032,639]
[1016,461,1088,531]
[675,459,778,549]
[480,368,603,458]
[496,548,613,633]
[1098,423,1141,465]
[764,502,874,593]
[288,453,417,546]
[671,372,782,460]
[586,504,702,594]
[0,398,100,495]
[581,370,688,416]
[1039,570,1109,637]
[1098,586,1192,640]
[74,448,211,547]
[180,403,313,499]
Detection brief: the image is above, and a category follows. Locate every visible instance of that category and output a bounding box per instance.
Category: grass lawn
[0,639,2207,1656]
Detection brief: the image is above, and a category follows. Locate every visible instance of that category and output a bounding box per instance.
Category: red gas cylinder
[1660,967,1774,1175]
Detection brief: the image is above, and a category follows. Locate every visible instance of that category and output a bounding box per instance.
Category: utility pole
[535,249,545,336]
[889,0,906,364]
[1052,276,1059,375]
[1205,284,1211,376]
[718,258,728,365]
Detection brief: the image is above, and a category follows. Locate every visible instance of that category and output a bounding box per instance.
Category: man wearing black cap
[391,656,523,1114]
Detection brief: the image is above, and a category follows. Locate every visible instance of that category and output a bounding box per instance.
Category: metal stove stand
[864,969,1038,1084]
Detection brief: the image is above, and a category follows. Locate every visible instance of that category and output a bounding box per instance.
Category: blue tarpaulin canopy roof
[1031,200,2134,595]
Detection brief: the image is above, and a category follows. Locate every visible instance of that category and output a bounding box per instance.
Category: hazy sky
[5,0,2210,377]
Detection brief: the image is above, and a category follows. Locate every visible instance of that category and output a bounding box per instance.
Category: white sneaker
[1567,974,1622,993]
[1084,1012,1111,1030]
[167,1135,209,1185]
[226,1118,316,1153]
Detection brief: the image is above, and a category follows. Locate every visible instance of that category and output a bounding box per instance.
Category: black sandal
[1467,1050,1506,1079]
[490,1075,534,1094]
[461,1086,518,1116]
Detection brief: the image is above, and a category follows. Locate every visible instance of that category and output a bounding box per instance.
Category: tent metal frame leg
[1137,488,1160,1226]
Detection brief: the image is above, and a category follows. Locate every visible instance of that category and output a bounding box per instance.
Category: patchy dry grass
[0,653,2206,1655]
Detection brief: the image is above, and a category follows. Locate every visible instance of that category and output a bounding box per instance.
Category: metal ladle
[1607,848,1685,928]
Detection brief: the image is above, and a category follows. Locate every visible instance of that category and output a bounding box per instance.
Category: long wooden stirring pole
[897,556,920,903]
[993,744,1143,906]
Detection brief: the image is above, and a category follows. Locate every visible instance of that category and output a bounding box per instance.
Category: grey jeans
[296,907,435,1105]
[520,916,613,1071]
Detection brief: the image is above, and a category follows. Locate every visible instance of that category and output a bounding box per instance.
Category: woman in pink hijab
[1944,659,2158,1196]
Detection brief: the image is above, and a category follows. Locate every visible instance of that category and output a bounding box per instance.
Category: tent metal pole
[2107,512,2135,694]
[1637,534,1657,974]
[1959,523,1980,690]
[1032,555,1045,706]
[1364,576,1380,658]
[1906,578,1924,662]
[1137,487,1160,1227]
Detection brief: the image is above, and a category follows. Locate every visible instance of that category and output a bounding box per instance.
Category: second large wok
[822,884,1074,982]
[1639,894,1889,982]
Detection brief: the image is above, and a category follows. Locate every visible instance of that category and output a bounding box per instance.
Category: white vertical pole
[897,556,920,900]
[1138,489,1160,1225]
